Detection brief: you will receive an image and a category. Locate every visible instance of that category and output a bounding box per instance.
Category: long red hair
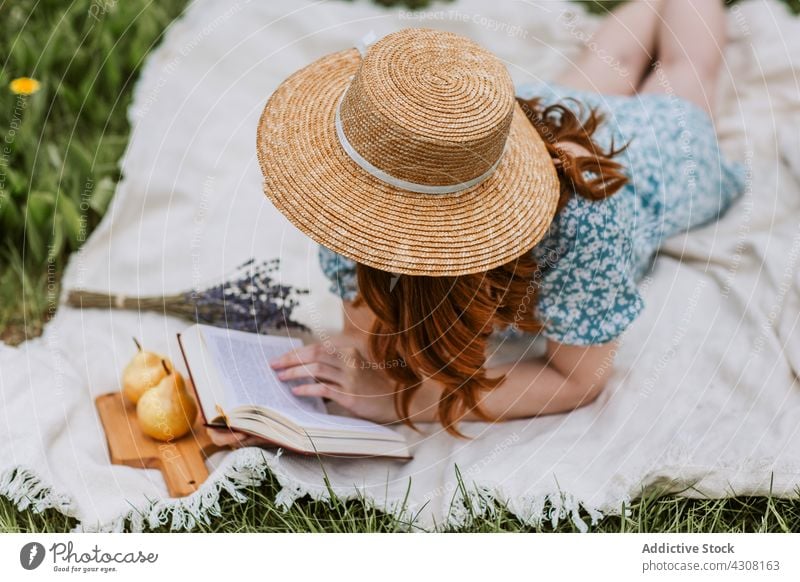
[354,96,629,436]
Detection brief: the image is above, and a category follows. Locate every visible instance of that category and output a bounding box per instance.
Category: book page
[197,325,402,439]
[200,325,327,418]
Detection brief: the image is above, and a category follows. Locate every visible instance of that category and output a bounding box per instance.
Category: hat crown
[338,28,515,188]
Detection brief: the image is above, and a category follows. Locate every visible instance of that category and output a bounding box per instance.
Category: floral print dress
[318,81,747,346]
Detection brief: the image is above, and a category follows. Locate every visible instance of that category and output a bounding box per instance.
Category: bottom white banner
[1,533,798,581]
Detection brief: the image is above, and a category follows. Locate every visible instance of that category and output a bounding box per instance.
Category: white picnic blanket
[2,0,799,532]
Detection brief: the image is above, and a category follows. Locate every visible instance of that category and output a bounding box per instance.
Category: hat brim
[256,48,560,276]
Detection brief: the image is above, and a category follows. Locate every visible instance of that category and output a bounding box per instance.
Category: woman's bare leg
[556,0,664,96]
[639,0,727,114]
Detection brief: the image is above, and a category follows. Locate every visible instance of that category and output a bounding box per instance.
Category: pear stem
[161,359,171,375]
[132,337,142,352]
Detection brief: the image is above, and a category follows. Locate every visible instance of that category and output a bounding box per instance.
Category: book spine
[176,332,210,425]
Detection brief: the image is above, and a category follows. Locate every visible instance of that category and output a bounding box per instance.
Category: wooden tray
[95,391,225,498]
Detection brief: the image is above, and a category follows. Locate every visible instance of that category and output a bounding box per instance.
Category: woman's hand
[206,427,262,448]
[269,343,401,424]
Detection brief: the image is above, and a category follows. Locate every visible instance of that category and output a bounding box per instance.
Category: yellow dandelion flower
[9,77,41,95]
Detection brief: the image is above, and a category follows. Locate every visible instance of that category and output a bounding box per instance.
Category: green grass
[0,0,188,343]
[2,0,800,533]
[4,470,800,533]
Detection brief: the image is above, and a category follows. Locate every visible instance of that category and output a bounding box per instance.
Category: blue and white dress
[318,81,747,346]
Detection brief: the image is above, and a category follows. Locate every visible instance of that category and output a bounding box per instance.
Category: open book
[177,323,411,459]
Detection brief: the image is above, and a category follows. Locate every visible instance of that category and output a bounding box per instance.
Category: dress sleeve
[318,245,359,302]
[531,192,645,346]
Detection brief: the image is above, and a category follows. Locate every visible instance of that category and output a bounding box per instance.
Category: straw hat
[256,28,559,276]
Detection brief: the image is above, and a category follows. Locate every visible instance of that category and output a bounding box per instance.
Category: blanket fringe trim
[441,482,615,533]
[0,466,76,519]
[1,453,617,532]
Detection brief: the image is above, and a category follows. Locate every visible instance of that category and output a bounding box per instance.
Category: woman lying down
[210,0,745,446]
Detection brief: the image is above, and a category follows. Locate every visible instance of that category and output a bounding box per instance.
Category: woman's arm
[269,300,617,425]
[465,340,616,421]
[393,339,616,423]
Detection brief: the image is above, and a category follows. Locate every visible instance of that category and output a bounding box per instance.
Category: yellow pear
[122,338,171,404]
[136,360,198,441]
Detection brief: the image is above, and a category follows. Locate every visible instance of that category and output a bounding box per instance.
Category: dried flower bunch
[66,258,309,333]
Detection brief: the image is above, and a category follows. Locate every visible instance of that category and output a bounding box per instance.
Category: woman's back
[320,81,746,346]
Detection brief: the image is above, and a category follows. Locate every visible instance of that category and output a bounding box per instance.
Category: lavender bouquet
[65,258,309,333]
